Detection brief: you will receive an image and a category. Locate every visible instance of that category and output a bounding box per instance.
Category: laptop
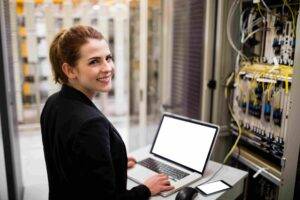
[128,113,219,196]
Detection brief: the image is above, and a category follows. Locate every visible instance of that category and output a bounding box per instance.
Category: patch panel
[233,63,292,164]
[226,0,300,198]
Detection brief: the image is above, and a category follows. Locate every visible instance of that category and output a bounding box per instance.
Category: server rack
[212,0,300,199]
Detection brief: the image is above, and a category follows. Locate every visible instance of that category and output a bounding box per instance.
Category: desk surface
[127,146,248,200]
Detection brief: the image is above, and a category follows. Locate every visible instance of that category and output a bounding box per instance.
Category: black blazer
[40,84,150,200]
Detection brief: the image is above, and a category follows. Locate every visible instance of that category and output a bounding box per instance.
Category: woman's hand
[143,174,175,196]
[127,156,137,169]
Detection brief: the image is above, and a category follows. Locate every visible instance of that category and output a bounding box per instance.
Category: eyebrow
[88,56,101,61]
[87,54,112,61]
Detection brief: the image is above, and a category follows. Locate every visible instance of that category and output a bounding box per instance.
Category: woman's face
[73,38,115,98]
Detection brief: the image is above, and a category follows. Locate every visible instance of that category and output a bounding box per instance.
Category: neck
[66,82,95,100]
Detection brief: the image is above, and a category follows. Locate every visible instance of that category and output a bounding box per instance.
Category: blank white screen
[197,181,230,194]
[152,116,217,173]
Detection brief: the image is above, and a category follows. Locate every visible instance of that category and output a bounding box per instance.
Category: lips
[96,75,111,83]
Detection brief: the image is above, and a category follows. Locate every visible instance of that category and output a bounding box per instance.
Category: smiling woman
[40,25,173,200]
[49,26,114,98]
[62,38,115,98]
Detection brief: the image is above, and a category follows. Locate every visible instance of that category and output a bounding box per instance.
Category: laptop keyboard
[138,157,189,180]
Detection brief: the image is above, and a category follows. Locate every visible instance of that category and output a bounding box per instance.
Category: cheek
[78,70,97,81]
[110,64,115,75]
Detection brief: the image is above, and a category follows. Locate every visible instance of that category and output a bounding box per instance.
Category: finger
[128,160,136,165]
[157,173,168,178]
[128,158,135,162]
[127,161,136,168]
[161,180,171,185]
[162,185,175,191]
[158,176,169,181]
[127,156,137,162]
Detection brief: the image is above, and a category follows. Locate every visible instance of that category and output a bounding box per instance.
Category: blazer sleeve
[71,117,151,200]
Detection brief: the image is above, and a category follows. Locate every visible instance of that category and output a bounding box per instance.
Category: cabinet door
[0,0,24,199]
[0,121,8,200]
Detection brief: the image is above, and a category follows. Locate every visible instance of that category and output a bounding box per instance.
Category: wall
[0,119,8,200]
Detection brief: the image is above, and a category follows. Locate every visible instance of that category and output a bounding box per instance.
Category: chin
[98,85,112,93]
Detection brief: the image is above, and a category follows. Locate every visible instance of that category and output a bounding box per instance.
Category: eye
[106,55,113,62]
[89,59,99,65]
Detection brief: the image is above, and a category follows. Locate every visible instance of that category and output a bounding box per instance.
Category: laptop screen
[151,114,219,174]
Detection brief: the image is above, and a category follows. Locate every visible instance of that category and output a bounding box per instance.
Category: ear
[62,63,77,80]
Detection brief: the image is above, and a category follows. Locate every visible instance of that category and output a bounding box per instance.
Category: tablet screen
[197,180,231,195]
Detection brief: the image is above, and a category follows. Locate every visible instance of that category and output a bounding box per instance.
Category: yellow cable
[283,0,296,36]
[223,72,242,164]
[285,79,289,93]
[257,3,264,20]
[267,83,273,101]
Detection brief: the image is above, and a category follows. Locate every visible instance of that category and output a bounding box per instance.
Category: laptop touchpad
[128,164,157,183]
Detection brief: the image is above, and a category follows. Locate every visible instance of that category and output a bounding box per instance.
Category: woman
[40,25,174,200]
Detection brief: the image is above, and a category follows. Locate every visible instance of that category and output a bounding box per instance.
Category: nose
[101,60,114,73]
